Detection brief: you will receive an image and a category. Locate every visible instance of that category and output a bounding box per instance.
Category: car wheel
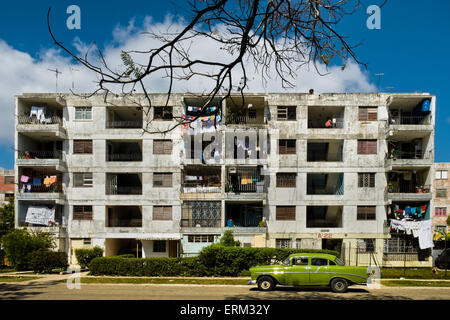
[257,276,276,291]
[330,278,348,293]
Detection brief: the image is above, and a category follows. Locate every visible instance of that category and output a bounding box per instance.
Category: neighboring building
[14,92,436,267]
[433,163,449,235]
[0,168,15,205]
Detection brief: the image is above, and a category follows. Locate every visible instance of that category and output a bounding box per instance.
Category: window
[358,173,375,188]
[153,206,172,220]
[153,240,166,252]
[358,106,378,121]
[276,239,291,248]
[154,106,173,120]
[153,140,172,155]
[436,188,447,198]
[83,238,91,245]
[73,173,93,187]
[153,173,172,187]
[73,140,93,154]
[276,173,296,187]
[4,176,14,184]
[75,107,92,120]
[436,170,448,180]
[329,260,336,266]
[188,235,215,243]
[276,206,295,220]
[278,139,296,154]
[357,206,376,220]
[292,257,309,265]
[435,207,447,216]
[4,193,14,201]
[277,106,296,120]
[73,206,93,220]
[311,258,328,266]
[357,239,375,253]
[357,139,377,155]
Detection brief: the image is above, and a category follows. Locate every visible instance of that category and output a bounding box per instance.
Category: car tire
[257,276,276,291]
[330,278,348,293]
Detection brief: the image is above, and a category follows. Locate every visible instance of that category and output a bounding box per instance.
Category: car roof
[289,253,337,260]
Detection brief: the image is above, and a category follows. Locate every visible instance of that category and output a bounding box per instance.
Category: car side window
[292,257,309,266]
[329,260,336,266]
[311,258,328,266]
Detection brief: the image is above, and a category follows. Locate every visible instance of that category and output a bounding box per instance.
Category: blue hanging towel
[405,207,411,215]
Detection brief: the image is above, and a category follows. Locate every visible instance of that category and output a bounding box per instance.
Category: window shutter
[276,206,295,220]
[358,107,368,121]
[73,205,93,220]
[153,206,172,220]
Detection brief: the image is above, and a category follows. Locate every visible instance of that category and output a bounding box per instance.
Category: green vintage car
[249,253,371,293]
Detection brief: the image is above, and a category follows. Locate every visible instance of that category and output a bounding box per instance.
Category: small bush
[114,254,136,259]
[1,229,55,270]
[75,247,103,269]
[28,249,68,273]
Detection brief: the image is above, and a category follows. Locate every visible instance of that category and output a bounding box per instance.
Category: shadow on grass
[0,280,61,300]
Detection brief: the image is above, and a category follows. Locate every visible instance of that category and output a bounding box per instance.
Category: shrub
[197,244,340,276]
[28,249,68,273]
[75,246,103,269]
[114,254,136,259]
[1,229,55,270]
[220,230,240,247]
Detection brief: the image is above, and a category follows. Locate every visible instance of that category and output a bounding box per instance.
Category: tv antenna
[374,73,384,93]
[48,68,62,93]
[70,67,79,91]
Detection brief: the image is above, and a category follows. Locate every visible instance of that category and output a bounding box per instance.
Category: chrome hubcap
[261,281,270,289]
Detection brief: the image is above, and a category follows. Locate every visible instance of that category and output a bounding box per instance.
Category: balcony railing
[106,121,143,129]
[308,119,344,128]
[387,184,430,193]
[387,150,426,160]
[18,115,62,125]
[106,186,142,195]
[107,153,143,161]
[225,114,264,125]
[307,152,343,162]
[107,219,142,228]
[226,168,264,193]
[181,219,222,228]
[18,150,62,160]
[389,116,430,125]
[19,183,63,194]
[182,182,221,193]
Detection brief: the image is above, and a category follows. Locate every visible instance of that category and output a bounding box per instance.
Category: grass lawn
[0,276,41,282]
[0,268,15,273]
[380,268,450,279]
[79,277,249,285]
[381,280,450,287]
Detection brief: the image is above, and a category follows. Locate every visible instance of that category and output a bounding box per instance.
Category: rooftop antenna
[374,73,384,93]
[70,67,79,91]
[48,68,62,93]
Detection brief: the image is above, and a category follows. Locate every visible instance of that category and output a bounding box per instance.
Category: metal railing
[389,116,430,125]
[106,121,143,129]
[308,119,344,128]
[387,150,426,160]
[225,114,264,125]
[18,115,62,125]
[307,152,343,162]
[106,186,142,195]
[18,150,62,160]
[226,168,265,193]
[19,183,63,194]
[107,153,143,161]
[182,182,221,193]
[106,219,142,228]
[181,219,222,228]
[387,184,431,193]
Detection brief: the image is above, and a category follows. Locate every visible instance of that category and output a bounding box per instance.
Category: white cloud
[0,15,376,145]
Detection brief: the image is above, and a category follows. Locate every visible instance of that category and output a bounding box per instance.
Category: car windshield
[283,258,290,266]
[334,257,345,266]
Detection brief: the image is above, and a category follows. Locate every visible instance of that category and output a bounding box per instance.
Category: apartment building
[434,163,449,234]
[14,92,436,267]
[0,168,14,205]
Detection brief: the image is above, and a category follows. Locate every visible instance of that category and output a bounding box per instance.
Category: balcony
[106,140,142,162]
[307,140,344,162]
[387,96,433,132]
[17,201,66,236]
[307,173,344,195]
[308,106,345,129]
[106,206,142,228]
[181,166,221,199]
[387,169,431,201]
[17,168,65,202]
[386,137,432,168]
[225,96,266,126]
[106,173,142,195]
[306,206,343,228]
[225,202,265,229]
[181,201,222,231]
[225,167,266,200]
[106,106,143,129]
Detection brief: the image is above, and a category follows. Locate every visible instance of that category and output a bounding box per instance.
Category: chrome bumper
[248,280,257,285]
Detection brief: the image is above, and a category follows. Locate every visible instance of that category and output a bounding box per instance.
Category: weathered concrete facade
[14,92,436,267]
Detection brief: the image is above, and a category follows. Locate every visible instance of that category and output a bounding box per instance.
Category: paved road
[1,280,450,300]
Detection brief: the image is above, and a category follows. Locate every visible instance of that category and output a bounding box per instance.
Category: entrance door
[285,256,310,286]
[168,240,178,257]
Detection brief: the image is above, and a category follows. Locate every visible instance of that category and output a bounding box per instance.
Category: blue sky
[0,0,449,169]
